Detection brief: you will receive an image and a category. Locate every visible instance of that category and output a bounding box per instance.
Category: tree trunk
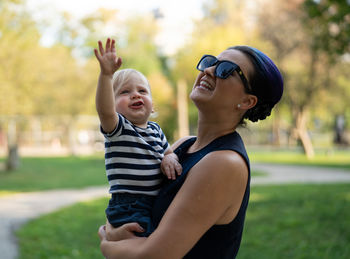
[271,108,281,146]
[67,117,77,156]
[176,80,189,139]
[295,109,315,159]
[6,145,20,170]
[6,120,20,171]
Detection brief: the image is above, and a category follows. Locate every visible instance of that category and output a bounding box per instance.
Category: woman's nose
[204,65,216,78]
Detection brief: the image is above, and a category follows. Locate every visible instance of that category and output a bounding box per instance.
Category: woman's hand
[98,221,144,242]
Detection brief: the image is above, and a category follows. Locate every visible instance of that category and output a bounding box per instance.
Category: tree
[302,0,350,146]
[0,0,42,169]
[172,0,253,132]
[0,0,101,157]
[254,0,350,157]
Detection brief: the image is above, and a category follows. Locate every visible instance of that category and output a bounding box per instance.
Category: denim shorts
[105,193,155,237]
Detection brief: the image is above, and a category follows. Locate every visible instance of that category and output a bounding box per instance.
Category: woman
[98,45,284,258]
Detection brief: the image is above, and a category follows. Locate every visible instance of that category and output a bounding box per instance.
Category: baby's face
[114,74,153,127]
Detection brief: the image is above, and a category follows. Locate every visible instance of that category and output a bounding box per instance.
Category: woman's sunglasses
[196,55,251,93]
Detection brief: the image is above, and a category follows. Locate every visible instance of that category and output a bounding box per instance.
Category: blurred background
[1,0,350,165]
[1,1,350,258]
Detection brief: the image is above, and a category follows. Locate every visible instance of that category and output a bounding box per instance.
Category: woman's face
[190,49,254,114]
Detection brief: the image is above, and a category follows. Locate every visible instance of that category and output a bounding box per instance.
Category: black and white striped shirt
[102,114,169,196]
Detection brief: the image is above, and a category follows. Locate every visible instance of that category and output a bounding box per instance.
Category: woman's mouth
[197,80,214,91]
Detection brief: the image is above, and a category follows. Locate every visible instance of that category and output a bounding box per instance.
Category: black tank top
[152,131,250,258]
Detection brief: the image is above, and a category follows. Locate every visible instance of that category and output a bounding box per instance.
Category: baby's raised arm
[94,38,122,133]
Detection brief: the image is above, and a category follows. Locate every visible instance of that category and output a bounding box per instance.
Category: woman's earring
[237,104,241,108]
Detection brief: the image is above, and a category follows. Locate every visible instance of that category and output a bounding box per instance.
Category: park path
[1,163,350,259]
[0,186,109,259]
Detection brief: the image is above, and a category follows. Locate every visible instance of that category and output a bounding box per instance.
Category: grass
[248,148,350,170]
[3,153,348,258]
[0,148,349,194]
[0,156,106,192]
[16,198,108,259]
[16,184,350,259]
[239,184,350,259]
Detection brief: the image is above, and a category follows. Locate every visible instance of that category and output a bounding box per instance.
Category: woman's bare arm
[99,150,249,259]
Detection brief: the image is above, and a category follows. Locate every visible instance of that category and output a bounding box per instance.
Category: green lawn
[0,156,106,193]
[239,184,350,259]
[17,198,107,259]
[16,184,350,259]
[248,148,350,170]
[1,152,349,258]
[1,149,348,194]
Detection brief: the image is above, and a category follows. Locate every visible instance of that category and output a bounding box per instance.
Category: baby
[94,38,182,236]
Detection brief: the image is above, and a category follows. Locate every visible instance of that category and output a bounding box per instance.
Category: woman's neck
[189,113,239,153]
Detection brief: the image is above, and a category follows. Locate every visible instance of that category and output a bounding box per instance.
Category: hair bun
[243,102,272,122]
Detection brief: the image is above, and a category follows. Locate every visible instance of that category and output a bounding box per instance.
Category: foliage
[172,0,254,130]
[303,0,350,58]
[254,0,350,156]
[15,184,350,258]
[0,0,41,116]
[0,0,97,118]
[1,0,350,152]
[0,1,177,143]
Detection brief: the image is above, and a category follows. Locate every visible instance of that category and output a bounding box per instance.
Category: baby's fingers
[105,38,111,52]
[174,162,182,175]
[98,40,105,56]
[111,39,116,53]
[93,48,101,61]
[164,165,176,180]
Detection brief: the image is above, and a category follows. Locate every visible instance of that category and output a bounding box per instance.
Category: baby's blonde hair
[112,69,150,98]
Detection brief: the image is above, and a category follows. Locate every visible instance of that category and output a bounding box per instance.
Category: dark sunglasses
[196,55,251,92]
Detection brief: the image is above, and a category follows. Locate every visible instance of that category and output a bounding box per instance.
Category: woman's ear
[240,94,257,110]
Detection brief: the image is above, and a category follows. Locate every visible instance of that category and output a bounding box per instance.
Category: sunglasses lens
[198,56,217,71]
[216,62,236,79]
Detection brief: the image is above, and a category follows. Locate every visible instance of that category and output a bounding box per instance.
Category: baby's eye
[120,90,129,94]
[139,89,147,93]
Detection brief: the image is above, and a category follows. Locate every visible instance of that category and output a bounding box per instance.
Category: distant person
[98,45,284,258]
[94,38,182,236]
[334,115,348,145]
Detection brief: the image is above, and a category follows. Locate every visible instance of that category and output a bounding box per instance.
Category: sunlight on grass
[17,198,108,259]
[16,184,350,259]
[240,184,350,259]
[0,190,18,197]
[0,157,106,192]
[249,192,268,202]
[248,149,350,170]
[345,192,350,201]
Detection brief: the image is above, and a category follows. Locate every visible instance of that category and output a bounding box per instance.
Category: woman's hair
[112,69,150,97]
[228,46,284,123]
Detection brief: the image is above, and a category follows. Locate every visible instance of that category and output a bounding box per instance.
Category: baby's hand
[94,38,122,76]
[161,153,182,180]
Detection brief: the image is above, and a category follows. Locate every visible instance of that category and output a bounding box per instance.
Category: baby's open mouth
[131,101,143,107]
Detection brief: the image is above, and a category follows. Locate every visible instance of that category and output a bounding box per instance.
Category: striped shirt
[102,114,169,196]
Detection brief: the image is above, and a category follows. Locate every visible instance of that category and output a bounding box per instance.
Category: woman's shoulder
[208,150,248,175]
[202,150,248,178]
